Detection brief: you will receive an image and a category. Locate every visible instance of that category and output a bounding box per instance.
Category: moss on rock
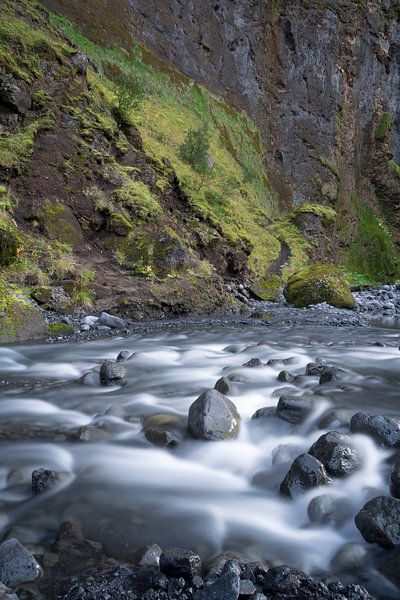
[0,281,47,342]
[283,263,356,309]
[41,202,83,247]
[0,225,19,266]
[250,273,280,301]
[48,322,75,335]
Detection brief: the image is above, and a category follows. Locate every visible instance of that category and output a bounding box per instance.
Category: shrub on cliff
[178,125,210,174]
[283,263,356,309]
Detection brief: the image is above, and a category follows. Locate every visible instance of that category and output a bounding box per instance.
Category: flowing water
[0,323,400,597]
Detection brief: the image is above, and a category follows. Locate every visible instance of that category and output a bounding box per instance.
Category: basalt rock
[160,548,201,579]
[276,395,317,424]
[355,496,400,547]
[307,494,353,526]
[350,412,400,448]
[308,431,362,477]
[188,389,240,441]
[390,454,400,498]
[0,538,41,587]
[280,453,332,498]
[99,360,127,385]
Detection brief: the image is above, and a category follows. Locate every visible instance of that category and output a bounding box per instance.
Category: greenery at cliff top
[284,263,356,309]
[48,11,285,278]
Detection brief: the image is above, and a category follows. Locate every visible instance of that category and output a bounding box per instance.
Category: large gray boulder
[276,395,317,424]
[0,538,41,587]
[308,431,362,477]
[99,312,126,329]
[188,390,240,441]
[350,412,400,448]
[355,496,400,547]
[280,453,332,498]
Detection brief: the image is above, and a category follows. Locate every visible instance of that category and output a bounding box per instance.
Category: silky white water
[0,324,399,596]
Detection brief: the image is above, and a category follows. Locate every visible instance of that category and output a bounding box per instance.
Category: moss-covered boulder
[250,273,280,301]
[0,227,19,266]
[0,283,47,343]
[48,323,75,336]
[283,264,356,309]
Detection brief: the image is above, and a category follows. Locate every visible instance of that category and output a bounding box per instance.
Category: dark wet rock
[317,409,350,430]
[307,494,353,525]
[205,552,242,576]
[99,360,127,385]
[390,454,400,498]
[99,312,126,329]
[224,345,243,353]
[0,538,41,587]
[277,370,295,383]
[133,544,162,568]
[0,583,19,600]
[214,376,231,394]
[194,571,240,600]
[272,444,302,467]
[355,496,400,547]
[160,548,201,579]
[242,358,263,368]
[319,366,342,384]
[239,579,256,596]
[276,395,317,424]
[350,412,400,448]
[188,389,240,441]
[192,575,203,589]
[308,431,362,476]
[378,548,400,588]
[0,75,31,114]
[116,350,134,362]
[251,407,277,420]
[262,565,310,593]
[144,427,180,448]
[78,371,99,386]
[32,467,63,495]
[280,453,332,498]
[305,362,327,376]
[75,426,109,442]
[330,542,367,573]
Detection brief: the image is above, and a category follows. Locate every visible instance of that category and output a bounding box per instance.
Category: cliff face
[126,1,400,206]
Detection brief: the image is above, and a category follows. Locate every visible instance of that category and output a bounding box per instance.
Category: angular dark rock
[194,571,240,600]
[0,538,41,587]
[276,395,317,424]
[188,389,240,441]
[32,467,63,495]
[99,360,127,385]
[242,358,263,368]
[214,376,231,394]
[350,412,400,448]
[355,495,400,547]
[280,453,332,498]
[308,431,362,476]
[160,548,201,579]
[133,544,162,568]
[144,427,180,448]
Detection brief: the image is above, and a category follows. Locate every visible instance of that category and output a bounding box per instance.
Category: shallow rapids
[1,323,400,596]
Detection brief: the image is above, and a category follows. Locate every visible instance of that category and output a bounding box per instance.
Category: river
[0,322,399,598]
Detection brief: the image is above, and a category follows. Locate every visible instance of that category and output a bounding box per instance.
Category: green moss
[389,159,400,177]
[0,277,47,341]
[318,156,340,180]
[0,121,40,170]
[109,212,133,236]
[375,112,392,141]
[0,223,20,266]
[343,194,399,283]
[113,180,161,222]
[48,322,75,335]
[268,219,310,279]
[284,263,356,309]
[291,203,337,225]
[250,273,281,301]
[41,202,83,246]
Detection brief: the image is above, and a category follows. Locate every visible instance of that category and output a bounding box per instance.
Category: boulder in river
[242,358,263,368]
[350,412,400,448]
[330,542,367,574]
[355,495,400,547]
[277,370,295,383]
[319,366,343,384]
[390,454,400,498]
[99,312,126,329]
[276,395,317,424]
[0,538,41,587]
[280,453,332,498]
[144,427,180,448]
[307,493,353,525]
[214,376,231,394]
[160,548,201,578]
[99,360,127,385]
[308,431,362,476]
[188,389,240,441]
[32,467,64,495]
[251,407,277,420]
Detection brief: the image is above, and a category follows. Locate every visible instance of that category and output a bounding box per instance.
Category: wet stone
[276,395,317,424]
[277,370,295,383]
[319,366,342,384]
[99,312,126,329]
[0,538,41,587]
[390,453,400,498]
[214,376,231,394]
[239,579,256,596]
[350,412,400,448]
[99,360,127,385]
[160,548,201,579]
[144,427,180,448]
[330,542,367,573]
[194,571,240,600]
[308,431,362,476]
[32,467,63,495]
[280,453,332,498]
[116,350,134,362]
[355,495,400,547]
[242,358,263,368]
[188,389,240,441]
[133,544,162,568]
[307,494,353,525]
[251,407,277,420]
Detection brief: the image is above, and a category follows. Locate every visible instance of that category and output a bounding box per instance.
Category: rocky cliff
[0,0,400,340]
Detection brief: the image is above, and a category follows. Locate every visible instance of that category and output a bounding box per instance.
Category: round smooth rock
[99,360,127,385]
[355,495,400,547]
[214,377,231,394]
[330,542,367,573]
[188,389,240,441]
[280,453,332,498]
[276,395,317,424]
[308,431,362,476]
[350,412,400,448]
[307,494,353,525]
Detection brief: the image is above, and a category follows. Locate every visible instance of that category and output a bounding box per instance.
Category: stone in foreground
[280,453,332,498]
[160,548,201,578]
[283,263,356,309]
[188,389,240,441]
[355,495,400,547]
[0,538,41,587]
[309,431,362,476]
[350,412,400,448]
[194,571,240,600]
